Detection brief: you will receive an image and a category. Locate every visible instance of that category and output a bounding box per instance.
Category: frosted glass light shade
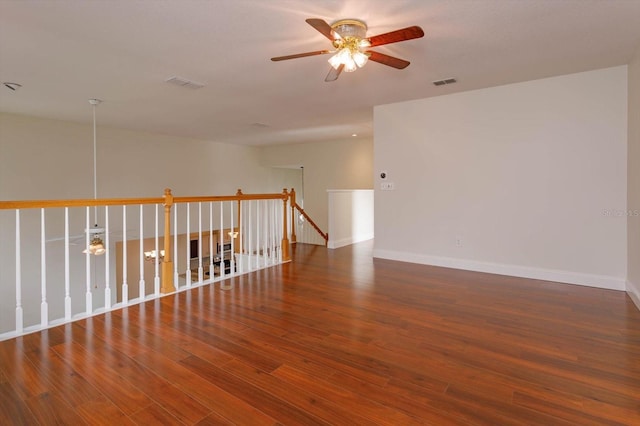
[84,237,106,255]
[352,51,369,68]
[328,52,342,70]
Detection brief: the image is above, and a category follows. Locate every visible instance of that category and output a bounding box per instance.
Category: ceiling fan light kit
[84,237,106,256]
[328,19,370,73]
[144,249,165,262]
[271,18,424,82]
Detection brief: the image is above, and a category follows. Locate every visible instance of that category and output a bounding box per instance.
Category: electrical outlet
[455,237,462,247]
[381,182,395,190]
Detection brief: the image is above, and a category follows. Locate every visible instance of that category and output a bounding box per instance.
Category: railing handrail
[0,197,165,210]
[175,192,287,204]
[292,200,329,245]
[0,190,289,210]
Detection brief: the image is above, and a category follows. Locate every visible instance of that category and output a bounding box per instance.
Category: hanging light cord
[300,166,304,209]
[90,99,101,226]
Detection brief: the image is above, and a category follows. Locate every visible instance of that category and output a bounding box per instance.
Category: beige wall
[0,112,296,200]
[628,46,640,306]
[374,66,628,290]
[259,138,373,243]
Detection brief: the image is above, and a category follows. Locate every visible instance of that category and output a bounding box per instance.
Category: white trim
[627,280,640,311]
[373,249,626,291]
[326,189,374,193]
[328,233,374,249]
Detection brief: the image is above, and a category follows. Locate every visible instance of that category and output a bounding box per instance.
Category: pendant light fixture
[84,98,106,256]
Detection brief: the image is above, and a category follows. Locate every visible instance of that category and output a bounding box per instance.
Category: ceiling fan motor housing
[331,19,367,45]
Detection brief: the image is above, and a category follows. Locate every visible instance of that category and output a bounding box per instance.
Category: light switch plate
[381,182,395,190]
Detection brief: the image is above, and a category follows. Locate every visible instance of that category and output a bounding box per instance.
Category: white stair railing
[0,188,292,341]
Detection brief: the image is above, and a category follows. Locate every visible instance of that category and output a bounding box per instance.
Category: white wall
[260,138,373,244]
[628,47,640,307]
[374,66,628,290]
[327,189,374,249]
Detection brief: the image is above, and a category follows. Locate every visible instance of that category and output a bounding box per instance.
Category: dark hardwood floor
[1,241,640,425]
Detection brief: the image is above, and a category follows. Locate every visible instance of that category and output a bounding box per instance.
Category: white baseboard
[328,233,374,249]
[372,249,626,291]
[627,280,640,310]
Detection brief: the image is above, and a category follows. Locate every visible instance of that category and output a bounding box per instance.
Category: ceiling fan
[271,18,424,82]
[46,99,129,254]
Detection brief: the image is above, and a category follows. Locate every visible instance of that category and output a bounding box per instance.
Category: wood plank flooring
[1,240,639,425]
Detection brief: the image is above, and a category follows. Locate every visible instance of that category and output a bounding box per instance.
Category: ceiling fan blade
[367,26,424,47]
[368,51,410,69]
[325,64,344,82]
[46,233,85,243]
[305,18,335,40]
[271,50,332,61]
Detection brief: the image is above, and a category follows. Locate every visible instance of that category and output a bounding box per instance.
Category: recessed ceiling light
[351,133,357,137]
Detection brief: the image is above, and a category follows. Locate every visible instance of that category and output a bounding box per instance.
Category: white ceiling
[1,0,639,146]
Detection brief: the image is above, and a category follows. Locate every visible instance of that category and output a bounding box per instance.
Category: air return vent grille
[432,78,457,86]
[165,76,205,89]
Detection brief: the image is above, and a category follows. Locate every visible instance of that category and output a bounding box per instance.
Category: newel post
[281,188,291,261]
[161,188,174,294]
[290,188,297,244]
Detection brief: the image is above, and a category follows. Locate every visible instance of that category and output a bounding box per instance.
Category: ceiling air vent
[165,76,205,90]
[432,78,457,86]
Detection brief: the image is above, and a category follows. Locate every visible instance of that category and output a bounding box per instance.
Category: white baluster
[265,200,270,266]
[40,209,49,327]
[64,207,71,319]
[274,200,278,262]
[236,201,241,258]
[209,202,214,280]
[219,202,225,279]
[268,200,273,264]
[105,206,111,309]
[253,200,258,269]
[272,200,276,262]
[198,202,203,283]
[122,205,128,304]
[139,205,145,300]
[270,200,275,263]
[247,200,252,271]
[186,203,191,287]
[230,201,235,275]
[154,204,160,296]
[266,201,272,264]
[257,200,261,269]
[260,200,264,267]
[237,199,242,272]
[173,205,178,289]
[278,199,283,262]
[15,210,23,334]
[267,201,272,264]
[85,206,92,314]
